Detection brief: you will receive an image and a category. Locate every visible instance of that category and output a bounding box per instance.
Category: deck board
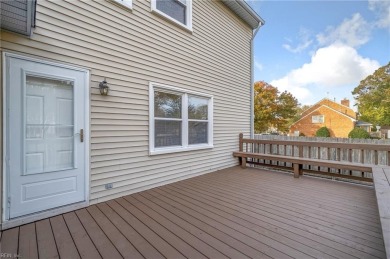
[36,219,59,259]
[50,215,80,259]
[0,166,387,259]
[1,227,19,257]
[75,209,122,259]
[86,205,144,259]
[116,197,207,259]
[19,223,38,259]
[96,202,164,259]
[63,212,102,259]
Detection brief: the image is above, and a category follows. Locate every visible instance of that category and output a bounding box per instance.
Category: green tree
[348,128,371,139]
[315,127,330,137]
[352,62,390,125]
[254,81,299,133]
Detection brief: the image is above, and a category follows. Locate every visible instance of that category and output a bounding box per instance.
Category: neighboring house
[0,0,264,228]
[355,120,373,133]
[289,98,371,137]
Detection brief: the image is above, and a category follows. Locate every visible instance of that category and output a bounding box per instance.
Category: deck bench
[372,166,390,258]
[233,151,373,178]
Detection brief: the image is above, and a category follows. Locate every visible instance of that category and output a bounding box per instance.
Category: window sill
[151,9,193,33]
[150,144,213,156]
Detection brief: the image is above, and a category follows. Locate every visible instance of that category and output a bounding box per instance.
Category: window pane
[155,120,182,147]
[312,115,324,123]
[188,96,208,120]
[154,91,182,118]
[189,121,208,144]
[25,76,74,174]
[156,0,186,24]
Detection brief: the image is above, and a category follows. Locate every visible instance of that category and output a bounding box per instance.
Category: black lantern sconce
[99,78,109,96]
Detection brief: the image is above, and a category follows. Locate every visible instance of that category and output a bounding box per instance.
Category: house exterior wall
[302,99,356,119]
[1,0,252,208]
[290,106,355,137]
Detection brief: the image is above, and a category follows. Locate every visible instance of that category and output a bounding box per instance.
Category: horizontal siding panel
[2,4,27,21]
[3,0,27,10]
[90,146,238,173]
[1,0,252,205]
[37,2,250,77]
[29,30,251,101]
[90,160,236,201]
[3,38,250,103]
[36,20,250,85]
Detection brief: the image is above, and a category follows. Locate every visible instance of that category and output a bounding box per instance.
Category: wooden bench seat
[233,151,373,178]
[372,166,390,258]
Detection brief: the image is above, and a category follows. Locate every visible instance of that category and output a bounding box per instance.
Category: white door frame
[2,52,90,228]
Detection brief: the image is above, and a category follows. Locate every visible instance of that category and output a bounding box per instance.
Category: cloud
[316,13,371,48]
[283,28,313,53]
[270,43,380,104]
[369,0,390,31]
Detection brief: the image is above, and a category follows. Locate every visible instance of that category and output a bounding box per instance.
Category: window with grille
[151,0,192,30]
[312,115,324,123]
[149,82,213,155]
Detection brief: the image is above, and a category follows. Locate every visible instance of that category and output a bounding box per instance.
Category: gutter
[250,22,264,138]
[235,0,265,28]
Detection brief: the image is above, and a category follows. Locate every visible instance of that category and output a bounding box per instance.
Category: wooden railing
[239,133,390,182]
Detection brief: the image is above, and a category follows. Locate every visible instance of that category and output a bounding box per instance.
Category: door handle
[80,129,84,143]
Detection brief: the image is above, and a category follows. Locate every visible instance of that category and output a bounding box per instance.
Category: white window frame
[149,82,213,155]
[151,0,193,31]
[312,115,324,123]
[113,0,132,9]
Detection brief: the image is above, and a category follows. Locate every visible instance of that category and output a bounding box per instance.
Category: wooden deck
[0,166,386,258]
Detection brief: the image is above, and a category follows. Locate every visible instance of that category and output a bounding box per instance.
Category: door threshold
[1,201,88,230]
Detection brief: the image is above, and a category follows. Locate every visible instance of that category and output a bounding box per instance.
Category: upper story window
[113,0,132,9]
[151,0,193,31]
[312,115,324,123]
[149,82,213,155]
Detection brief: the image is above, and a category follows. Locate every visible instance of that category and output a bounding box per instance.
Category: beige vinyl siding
[1,0,252,204]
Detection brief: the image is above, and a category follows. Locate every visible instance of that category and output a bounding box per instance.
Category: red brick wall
[302,99,356,119]
[290,106,355,137]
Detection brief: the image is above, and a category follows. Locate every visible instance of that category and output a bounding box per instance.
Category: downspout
[250,23,263,138]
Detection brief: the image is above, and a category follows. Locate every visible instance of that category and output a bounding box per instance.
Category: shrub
[348,128,371,139]
[315,127,330,137]
[299,132,306,137]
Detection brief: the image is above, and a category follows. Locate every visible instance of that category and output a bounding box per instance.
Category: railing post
[299,145,303,158]
[374,150,378,165]
[239,133,244,167]
[387,151,390,166]
[239,133,243,152]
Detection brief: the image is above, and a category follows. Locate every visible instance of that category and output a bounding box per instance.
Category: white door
[5,55,88,219]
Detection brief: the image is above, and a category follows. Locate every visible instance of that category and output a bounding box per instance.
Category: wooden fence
[244,135,390,182]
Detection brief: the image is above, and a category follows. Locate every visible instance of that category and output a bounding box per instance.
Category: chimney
[341,98,350,108]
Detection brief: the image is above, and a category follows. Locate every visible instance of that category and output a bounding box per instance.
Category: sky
[247,0,390,109]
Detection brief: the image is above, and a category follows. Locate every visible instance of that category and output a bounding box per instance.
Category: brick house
[289,98,369,137]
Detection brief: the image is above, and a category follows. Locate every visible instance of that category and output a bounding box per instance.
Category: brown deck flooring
[0,166,386,259]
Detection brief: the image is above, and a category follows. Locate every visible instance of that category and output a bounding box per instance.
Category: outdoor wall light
[99,78,109,96]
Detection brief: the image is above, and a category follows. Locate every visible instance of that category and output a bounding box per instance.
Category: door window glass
[25,76,75,174]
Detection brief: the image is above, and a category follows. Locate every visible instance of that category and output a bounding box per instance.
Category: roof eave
[222,0,265,30]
